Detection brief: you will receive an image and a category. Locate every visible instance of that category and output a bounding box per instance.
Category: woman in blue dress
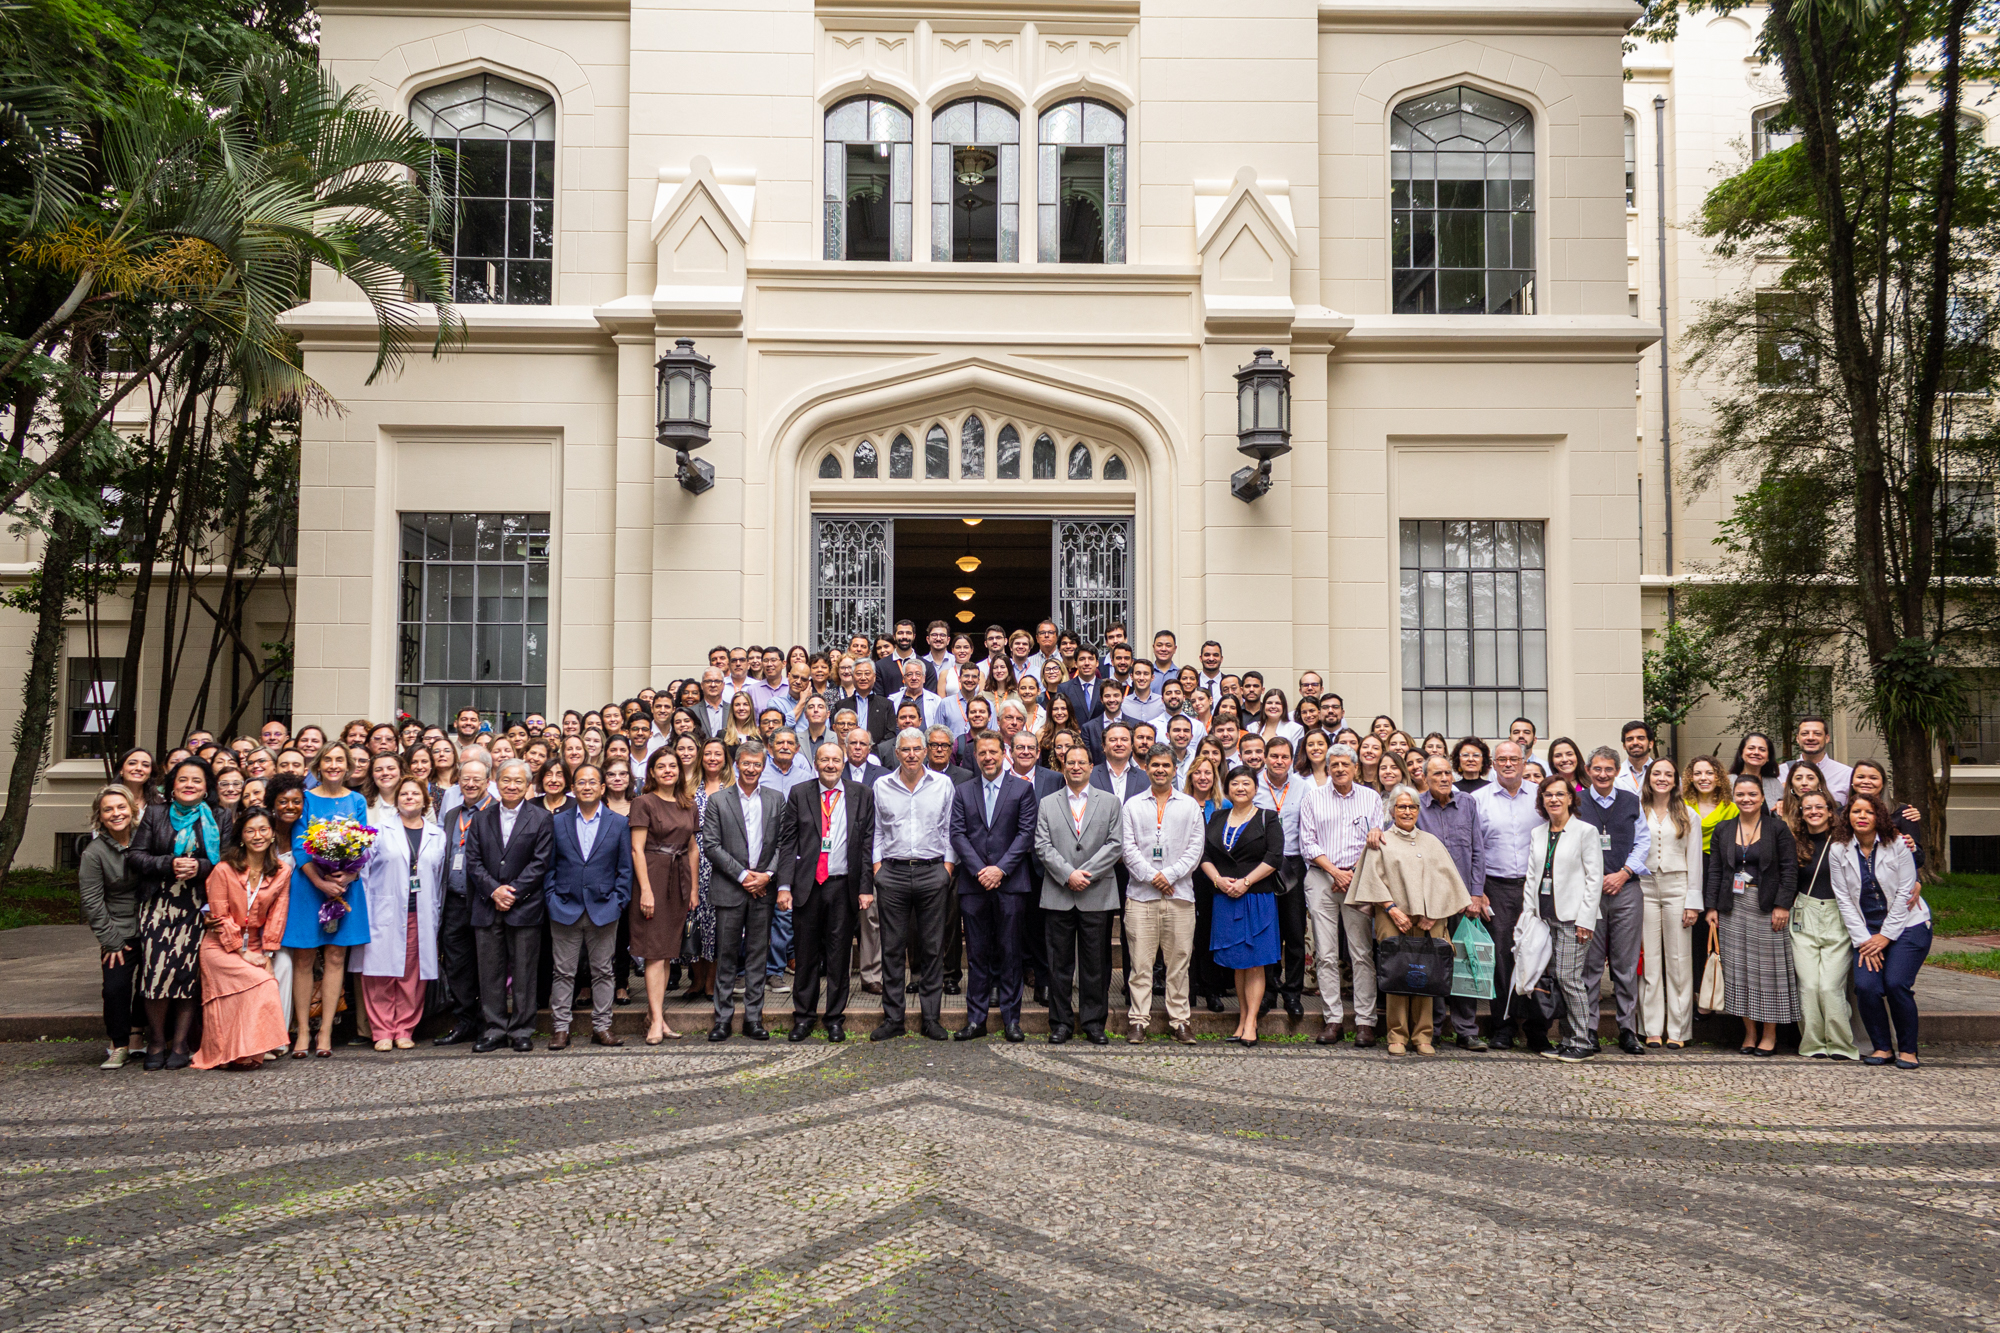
[280,741,372,1057]
[1200,766,1284,1047]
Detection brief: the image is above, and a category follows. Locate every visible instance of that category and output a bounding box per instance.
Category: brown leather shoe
[1354,1025,1378,1049]
[591,1029,624,1047]
[1315,1021,1343,1046]
[548,1031,571,1051]
[1170,1021,1197,1045]
[1127,1020,1148,1045]
[861,981,883,995]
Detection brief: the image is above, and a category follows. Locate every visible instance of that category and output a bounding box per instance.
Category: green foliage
[1863,638,1971,745]
[1642,621,1714,733]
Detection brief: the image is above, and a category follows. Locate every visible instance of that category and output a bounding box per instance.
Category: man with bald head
[776,740,876,1042]
[1473,739,1546,1051]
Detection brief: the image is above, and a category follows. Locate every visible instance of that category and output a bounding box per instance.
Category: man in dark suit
[702,739,786,1042]
[843,726,888,786]
[545,763,633,1048]
[949,730,1039,1041]
[924,724,975,996]
[1080,679,1133,764]
[845,659,894,740]
[1009,730,1063,1005]
[466,758,555,1052]
[874,702,927,766]
[693,668,730,738]
[1060,644,1108,722]
[776,739,875,1043]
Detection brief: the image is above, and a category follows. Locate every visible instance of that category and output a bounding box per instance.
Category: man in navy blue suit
[545,763,633,1049]
[1060,645,1108,722]
[948,730,1038,1042]
[1009,729,1063,1005]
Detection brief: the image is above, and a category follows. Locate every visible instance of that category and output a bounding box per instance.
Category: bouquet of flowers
[302,817,378,933]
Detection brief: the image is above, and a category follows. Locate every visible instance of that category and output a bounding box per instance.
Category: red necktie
[817,787,836,883]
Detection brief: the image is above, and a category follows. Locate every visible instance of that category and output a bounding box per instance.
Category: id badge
[408,874,421,894]
[1151,844,1165,864]
[452,851,464,873]
[821,836,834,853]
[1732,870,1750,896]
[1598,830,1612,854]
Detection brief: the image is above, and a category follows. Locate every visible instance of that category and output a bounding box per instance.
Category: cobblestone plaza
[0,1039,1994,1332]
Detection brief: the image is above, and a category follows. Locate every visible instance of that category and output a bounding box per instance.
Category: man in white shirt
[724,647,753,704]
[1119,743,1206,1044]
[1298,743,1384,1047]
[891,659,947,733]
[1473,740,1548,1050]
[1615,720,1654,794]
[1780,715,1854,805]
[1254,736,1308,1019]
[868,728,956,1042]
[1023,619,1061,682]
[921,620,956,689]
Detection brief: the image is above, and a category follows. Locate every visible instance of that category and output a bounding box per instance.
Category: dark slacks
[1263,855,1307,999]
[1484,876,1533,1043]
[102,939,139,1047]
[1192,877,1227,999]
[960,889,1028,1026]
[791,876,856,1024]
[437,890,481,1022]
[1853,923,1931,1055]
[1045,906,1113,1036]
[1022,895,1050,992]
[938,891,964,985]
[713,891,774,1027]
[473,917,542,1042]
[878,860,950,1027]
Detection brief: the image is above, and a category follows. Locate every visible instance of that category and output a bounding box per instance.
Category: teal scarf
[169,799,221,864]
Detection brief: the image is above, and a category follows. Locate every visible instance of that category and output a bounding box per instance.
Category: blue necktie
[984,781,998,824]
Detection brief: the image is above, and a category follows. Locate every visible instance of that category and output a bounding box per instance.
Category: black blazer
[775,778,876,904]
[849,694,896,744]
[126,802,233,901]
[1201,808,1285,893]
[466,799,555,928]
[1702,815,1798,915]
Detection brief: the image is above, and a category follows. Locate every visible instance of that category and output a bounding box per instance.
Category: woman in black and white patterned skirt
[126,758,232,1070]
[1703,773,1801,1056]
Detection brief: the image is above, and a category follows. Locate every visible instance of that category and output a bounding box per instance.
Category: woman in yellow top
[1683,754,1737,987]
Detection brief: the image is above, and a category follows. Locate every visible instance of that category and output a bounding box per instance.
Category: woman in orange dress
[194,807,292,1069]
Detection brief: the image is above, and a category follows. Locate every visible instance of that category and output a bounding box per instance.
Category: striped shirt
[1299,782,1382,871]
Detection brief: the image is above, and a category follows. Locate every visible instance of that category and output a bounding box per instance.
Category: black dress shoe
[1003,1020,1024,1043]
[906,980,920,994]
[164,1051,193,1070]
[943,979,961,996]
[1618,1029,1647,1055]
[788,1018,816,1043]
[472,1036,506,1053]
[706,1024,731,1043]
[920,1019,950,1041]
[1456,1034,1490,1052]
[869,1020,905,1042]
[1258,994,1275,1017]
[1283,994,1304,1019]
[142,1050,167,1071]
[1084,1028,1109,1045]
[1048,1024,1073,1045]
[1033,985,1050,1005]
[433,1023,479,1046]
[510,1037,533,1053]
[825,1021,846,1043]
[743,1024,770,1042]
[953,1021,989,1041]
[1488,1032,1517,1051]
[1206,994,1225,1013]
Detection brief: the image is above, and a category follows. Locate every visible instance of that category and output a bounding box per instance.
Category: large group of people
[73,618,1935,1071]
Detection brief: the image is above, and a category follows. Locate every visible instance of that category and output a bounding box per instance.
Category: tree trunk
[0,492,86,883]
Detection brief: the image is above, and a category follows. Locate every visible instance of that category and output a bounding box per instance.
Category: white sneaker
[99,1047,129,1070]
[765,974,792,994]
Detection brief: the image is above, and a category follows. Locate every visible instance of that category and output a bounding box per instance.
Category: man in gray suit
[1034,746,1126,1045]
[701,738,785,1042]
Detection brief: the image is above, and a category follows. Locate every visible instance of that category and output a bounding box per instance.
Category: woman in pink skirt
[353,777,445,1049]
[194,809,291,1069]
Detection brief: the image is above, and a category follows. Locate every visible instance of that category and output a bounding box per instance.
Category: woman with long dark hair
[193,807,290,1069]
[1788,790,1857,1061]
[1832,793,1930,1069]
[631,749,699,1043]
[127,757,232,1069]
[278,743,372,1059]
[1728,732,1784,810]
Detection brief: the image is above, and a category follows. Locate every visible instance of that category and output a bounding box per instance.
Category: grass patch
[0,868,81,931]
[1925,873,2000,937]
[1930,948,2000,979]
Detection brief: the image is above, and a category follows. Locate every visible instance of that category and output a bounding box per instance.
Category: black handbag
[1374,932,1456,998]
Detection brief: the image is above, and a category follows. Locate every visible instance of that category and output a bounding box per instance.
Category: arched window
[924,425,949,478]
[853,439,879,477]
[824,96,913,261]
[412,73,556,305]
[1039,99,1125,263]
[1068,442,1093,480]
[960,415,985,477]
[1033,433,1057,479]
[888,433,914,478]
[995,424,1021,479]
[1391,85,1534,315]
[1624,113,1637,209]
[1750,104,1799,161]
[818,453,843,478]
[932,99,1019,262]
[1103,454,1127,481]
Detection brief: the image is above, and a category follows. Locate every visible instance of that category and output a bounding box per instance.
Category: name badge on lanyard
[1151,803,1167,864]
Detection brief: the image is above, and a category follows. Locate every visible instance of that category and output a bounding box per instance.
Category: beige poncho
[1349,824,1472,920]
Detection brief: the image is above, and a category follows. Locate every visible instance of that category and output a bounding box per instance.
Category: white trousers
[1639,874,1695,1043]
[1304,879,1377,1027]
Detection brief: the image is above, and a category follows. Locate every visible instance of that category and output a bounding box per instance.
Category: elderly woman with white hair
[1348,784,1470,1054]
